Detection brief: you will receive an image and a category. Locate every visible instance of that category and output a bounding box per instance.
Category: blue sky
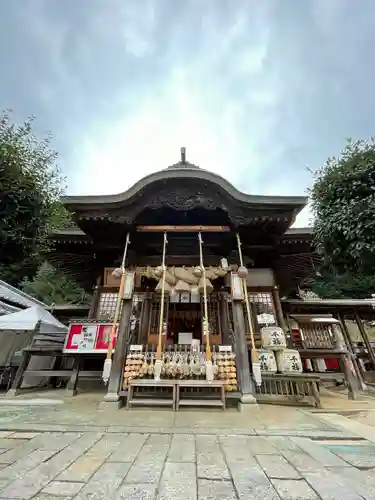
[1,0,375,226]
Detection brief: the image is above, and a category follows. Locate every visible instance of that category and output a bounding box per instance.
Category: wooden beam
[136,225,230,232]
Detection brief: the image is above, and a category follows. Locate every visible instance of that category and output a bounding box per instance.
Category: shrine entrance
[168,301,202,346]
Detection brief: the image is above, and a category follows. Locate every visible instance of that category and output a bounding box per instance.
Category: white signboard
[219,345,232,352]
[78,325,97,352]
[130,345,143,351]
[180,292,190,303]
[178,332,193,345]
[257,313,275,325]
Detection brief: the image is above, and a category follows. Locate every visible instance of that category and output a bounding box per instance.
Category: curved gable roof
[63,160,307,211]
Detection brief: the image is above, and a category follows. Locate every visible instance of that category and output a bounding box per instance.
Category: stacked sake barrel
[259,326,303,374]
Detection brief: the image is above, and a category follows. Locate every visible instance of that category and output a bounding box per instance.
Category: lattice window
[299,323,336,349]
[149,295,169,334]
[97,292,122,321]
[248,292,276,332]
[204,293,220,335]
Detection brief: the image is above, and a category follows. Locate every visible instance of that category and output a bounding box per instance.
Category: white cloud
[3,0,375,231]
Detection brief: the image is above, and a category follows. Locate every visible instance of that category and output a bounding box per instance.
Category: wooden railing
[255,373,321,408]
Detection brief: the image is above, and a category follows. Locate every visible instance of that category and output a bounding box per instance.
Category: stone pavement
[0,391,374,499]
[0,430,374,499]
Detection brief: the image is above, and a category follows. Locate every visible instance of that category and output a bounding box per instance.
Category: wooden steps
[128,397,174,408]
[177,399,224,407]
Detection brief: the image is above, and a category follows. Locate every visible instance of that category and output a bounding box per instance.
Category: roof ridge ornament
[166,147,200,170]
[181,146,186,163]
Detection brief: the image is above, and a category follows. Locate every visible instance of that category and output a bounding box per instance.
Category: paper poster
[231,273,244,300]
[178,332,193,344]
[257,313,275,325]
[78,325,97,351]
[219,345,232,352]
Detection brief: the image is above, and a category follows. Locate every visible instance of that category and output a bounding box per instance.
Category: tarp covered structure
[0,307,68,387]
[0,306,67,335]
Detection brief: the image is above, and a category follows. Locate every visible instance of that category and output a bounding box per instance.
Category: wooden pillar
[88,275,102,320]
[331,323,360,400]
[272,286,288,331]
[65,356,82,396]
[337,311,366,387]
[101,298,133,407]
[354,312,375,369]
[138,292,152,345]
[6,350,31,397]
[220,292,230,345]
[232,300,256,405]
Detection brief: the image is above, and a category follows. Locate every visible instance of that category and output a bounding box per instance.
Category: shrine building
[45,148,364,410]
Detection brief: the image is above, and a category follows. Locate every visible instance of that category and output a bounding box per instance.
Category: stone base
[5,389,18,398]
[103,392,120,403]
[98,399,124,410]
[98,392,124,410]
[237,393,258,412]
[65,388,77,397]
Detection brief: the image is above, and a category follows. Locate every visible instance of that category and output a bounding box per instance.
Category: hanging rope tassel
[198,232,213,382]
[102,233,130,384]
[154,232,168,380]
[236,233,262,387]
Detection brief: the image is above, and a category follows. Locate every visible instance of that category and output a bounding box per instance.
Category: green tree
[20,263,91,306]
[0,111,71,285]
[309,138,375,298]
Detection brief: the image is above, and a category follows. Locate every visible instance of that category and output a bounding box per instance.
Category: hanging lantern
[238,266,248,278]
[198,277,213,294]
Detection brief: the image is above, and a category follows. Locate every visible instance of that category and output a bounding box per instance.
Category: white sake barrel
[259,349,277,373]
[275,349,303,373]
[261,326,287,351]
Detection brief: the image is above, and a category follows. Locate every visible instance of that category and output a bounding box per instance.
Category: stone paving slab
[271,478,320,500]
[0,433,103,499]
[157,462,197,500]
[198,479,237,500]
[41,480,84,496]
[0,416,374,499]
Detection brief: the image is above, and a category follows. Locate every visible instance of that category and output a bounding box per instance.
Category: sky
[1,0,375,227]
